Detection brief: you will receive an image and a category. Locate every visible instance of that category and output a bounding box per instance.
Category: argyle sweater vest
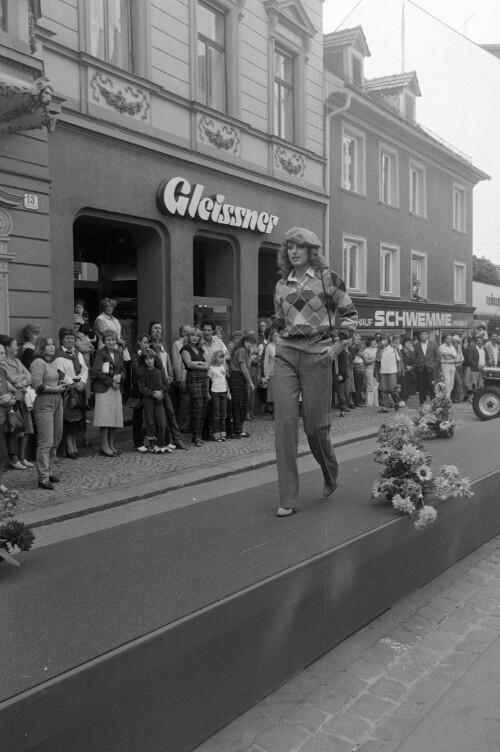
[273,268,358,353]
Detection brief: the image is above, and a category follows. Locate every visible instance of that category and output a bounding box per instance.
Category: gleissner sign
[157,176,279,234]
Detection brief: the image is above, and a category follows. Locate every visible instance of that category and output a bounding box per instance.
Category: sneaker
[339,411,346,417]
[166,443,176,450]
[137,446,149,453]
[398,401,406,408]
[21,459,35,468]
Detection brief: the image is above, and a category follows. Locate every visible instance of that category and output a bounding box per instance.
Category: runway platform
[1,419,499,752]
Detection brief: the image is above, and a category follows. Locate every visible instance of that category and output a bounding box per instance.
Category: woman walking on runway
[272,227,358,517]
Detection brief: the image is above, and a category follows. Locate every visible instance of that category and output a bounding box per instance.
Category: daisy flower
[392,495,416,514]
[416,465,433,482]
[414,506,438,530]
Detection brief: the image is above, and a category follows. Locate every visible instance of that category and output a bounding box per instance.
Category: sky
[322,0,500,266]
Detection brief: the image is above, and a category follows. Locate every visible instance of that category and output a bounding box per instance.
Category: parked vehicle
[472,367,500,420]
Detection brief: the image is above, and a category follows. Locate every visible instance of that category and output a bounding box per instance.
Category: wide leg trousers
[274,345,338,508]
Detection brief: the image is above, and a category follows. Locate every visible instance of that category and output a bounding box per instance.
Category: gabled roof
[264,0,317,39]
[323,26,371,57]
[365,71,421,97]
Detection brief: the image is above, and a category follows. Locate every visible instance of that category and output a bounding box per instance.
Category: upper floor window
[274,48,295,142]
[454,263,466,303]
[380,244,400,296]
[343,235,367,293]
[409,160,426,217]
[411,251,427,300]
[342,125,365,194]
[453,183,467,233]
[379,145,399,207]
[197,0,226,112]
[89,0,132,70]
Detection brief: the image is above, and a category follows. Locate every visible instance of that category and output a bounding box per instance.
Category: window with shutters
[350,53,364,87]
[342,124,366,194]
[342,235,367,293]
[379,144,399,207]
[453,183,467,233]
[404,92,416,121]
[380,244,400,296]
[454,263,466,303]
[409,160,426,217]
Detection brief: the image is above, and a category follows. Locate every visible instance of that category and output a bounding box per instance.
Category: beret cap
[284,227,322,248]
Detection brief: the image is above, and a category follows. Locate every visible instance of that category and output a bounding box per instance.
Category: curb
[20,428,379,529]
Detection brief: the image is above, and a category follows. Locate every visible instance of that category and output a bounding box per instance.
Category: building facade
[1,0,327,347]
[324,27,489,341]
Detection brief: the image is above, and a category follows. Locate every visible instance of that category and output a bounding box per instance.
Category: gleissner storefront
[48,124,325,348]
[353,300,475,341]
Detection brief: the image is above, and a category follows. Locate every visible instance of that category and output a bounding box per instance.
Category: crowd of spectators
[1,299,498,496]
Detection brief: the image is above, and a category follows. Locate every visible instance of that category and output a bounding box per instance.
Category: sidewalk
[192,533,500,752]
[9,398,476,526]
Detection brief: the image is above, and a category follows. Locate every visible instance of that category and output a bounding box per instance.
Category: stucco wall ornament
[275,146,305,177]
[198,115,240,154]
[90,71,150,121]
[0,76,56,133]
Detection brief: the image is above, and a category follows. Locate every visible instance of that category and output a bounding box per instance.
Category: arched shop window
[193,233,235,334]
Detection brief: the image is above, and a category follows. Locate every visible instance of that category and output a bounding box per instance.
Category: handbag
[127,397,141,410]
[24,386,37,410]
[63,387,84,423]
[5,405,25,435]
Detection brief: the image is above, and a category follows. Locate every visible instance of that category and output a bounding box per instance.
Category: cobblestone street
[192,534,500,752]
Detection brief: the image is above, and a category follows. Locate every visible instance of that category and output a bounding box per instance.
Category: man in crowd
[485,329,499,367]
[171,324,191,433]
[413,330,441,404]
[148,321,188,450]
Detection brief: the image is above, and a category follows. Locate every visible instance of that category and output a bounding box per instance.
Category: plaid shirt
[273,266,357,352]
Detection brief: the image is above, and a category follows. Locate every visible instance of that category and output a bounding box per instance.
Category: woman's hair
[100,328,118,343]
[75,299,86,309]
[100,298,117,311]
[234,332,258,351]
[22,323,41,341]
[442,333,452,343]
[137,333,151,346]
[211,349,225,365]
[0,334,15,349]
[59,327,75,343]
[366,336,377,347]
[186,327,203,344]
[34,337,55,360]
[140,348,157,364]
[276,240,328,279]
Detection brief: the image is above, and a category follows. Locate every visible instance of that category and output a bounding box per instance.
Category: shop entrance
[193,233,235,335]
[73,216,166,349]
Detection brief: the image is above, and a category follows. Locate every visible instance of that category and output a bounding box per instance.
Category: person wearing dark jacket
[413,331,441,405]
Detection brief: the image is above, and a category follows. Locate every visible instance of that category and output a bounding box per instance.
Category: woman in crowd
[400,337,417,404]
[91,329,126,456]
[439,333,457,399]
[208,350,230,441]
[29,337,65,490]
[74,315,95,408]
[181,327,210,447]
[19,323,42,370]
[54,327,88,459]
[362,336,378,406]
[229,332,257,438]
[374,332,404,413]
[0,335,35,469]
[0,342,16,493]
[94,298,125,349]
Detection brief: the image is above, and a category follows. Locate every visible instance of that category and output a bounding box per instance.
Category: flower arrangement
[0,488,35,567]
[372,414,473,530]
[413,381,458,439]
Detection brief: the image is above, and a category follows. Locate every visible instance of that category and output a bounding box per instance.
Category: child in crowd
[208,350,230,441]
[351,344,366,406]
[137,349,171,453]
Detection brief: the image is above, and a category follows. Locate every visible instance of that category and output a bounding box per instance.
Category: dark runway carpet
[1,419,497,702]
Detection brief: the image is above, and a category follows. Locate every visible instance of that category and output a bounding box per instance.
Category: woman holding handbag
[91,329,126,456]
[29,337,66,490]
[0,342,17,493]
[0,335,34,469]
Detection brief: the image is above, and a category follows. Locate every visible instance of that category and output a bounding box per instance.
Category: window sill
[379,293,402,299]
[409,212,427,221]
[348,291,369,297]
[379,201,400,211]
[452,228,468,236]
[340,187,366,199]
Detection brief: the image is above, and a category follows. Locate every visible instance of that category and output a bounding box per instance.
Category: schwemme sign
[357,308,472,329]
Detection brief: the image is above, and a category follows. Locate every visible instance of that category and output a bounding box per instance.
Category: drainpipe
[324,89,352,263]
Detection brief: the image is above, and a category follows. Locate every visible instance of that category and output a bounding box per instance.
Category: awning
[0,73,58,134]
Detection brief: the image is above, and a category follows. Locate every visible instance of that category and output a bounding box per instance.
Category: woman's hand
[0,394,13,406]
[321,339,348,361]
